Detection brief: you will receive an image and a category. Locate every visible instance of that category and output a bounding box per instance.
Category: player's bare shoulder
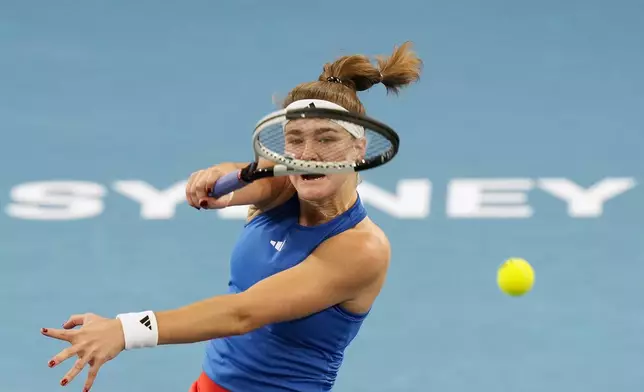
[353,217,389,246]
[328,217,391,276]
[352,217,391,268]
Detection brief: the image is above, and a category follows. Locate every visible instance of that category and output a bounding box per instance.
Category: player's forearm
[154,294,253,345]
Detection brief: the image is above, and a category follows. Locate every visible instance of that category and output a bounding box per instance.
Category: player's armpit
[234,230,390,330]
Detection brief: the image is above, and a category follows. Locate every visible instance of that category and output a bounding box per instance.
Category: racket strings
[256,121,394,167]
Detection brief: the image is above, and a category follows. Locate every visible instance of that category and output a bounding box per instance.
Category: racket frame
[209,107,400,198]
[252,107,399,174]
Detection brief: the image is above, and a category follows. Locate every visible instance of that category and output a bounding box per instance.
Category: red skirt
[189,371,229,392]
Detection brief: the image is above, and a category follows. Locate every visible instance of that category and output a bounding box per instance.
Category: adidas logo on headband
[284,99,365,139]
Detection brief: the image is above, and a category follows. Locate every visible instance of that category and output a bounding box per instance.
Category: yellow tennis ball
[497,258,535,296]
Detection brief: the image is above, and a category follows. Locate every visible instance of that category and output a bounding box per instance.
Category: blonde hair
[281,41,423,113]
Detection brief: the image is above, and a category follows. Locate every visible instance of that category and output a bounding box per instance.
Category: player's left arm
[154,229,390,345]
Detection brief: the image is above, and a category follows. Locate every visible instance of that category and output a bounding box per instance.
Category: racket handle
[209,171,249,199]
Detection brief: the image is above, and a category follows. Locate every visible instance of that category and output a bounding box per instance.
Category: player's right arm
[185,158,294,212]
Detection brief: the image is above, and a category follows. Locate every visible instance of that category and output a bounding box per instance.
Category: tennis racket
[208,105,400,199]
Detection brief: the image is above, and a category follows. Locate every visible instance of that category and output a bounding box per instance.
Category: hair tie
[326,76,342,84]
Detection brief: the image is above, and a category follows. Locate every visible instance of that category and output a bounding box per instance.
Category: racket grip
[209,171,249,199]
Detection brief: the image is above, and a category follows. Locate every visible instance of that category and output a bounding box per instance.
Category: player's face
[284,118,365,200]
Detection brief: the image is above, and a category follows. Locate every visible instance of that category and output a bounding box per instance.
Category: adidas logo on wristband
[139,315,153,330]
[117,311,158,350]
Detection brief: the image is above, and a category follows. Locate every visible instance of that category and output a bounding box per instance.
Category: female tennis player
[41,41,422,392]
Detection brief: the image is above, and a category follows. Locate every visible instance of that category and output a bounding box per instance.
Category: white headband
[284,99,365,139]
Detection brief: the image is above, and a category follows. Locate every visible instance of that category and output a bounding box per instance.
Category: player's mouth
[301,174,326,181]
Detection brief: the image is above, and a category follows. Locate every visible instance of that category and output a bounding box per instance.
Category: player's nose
[300,140,319,161]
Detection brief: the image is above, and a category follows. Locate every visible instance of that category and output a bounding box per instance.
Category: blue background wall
[1,1,643,391]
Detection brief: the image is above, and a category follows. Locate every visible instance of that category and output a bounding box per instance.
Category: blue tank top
[202,193,369,391]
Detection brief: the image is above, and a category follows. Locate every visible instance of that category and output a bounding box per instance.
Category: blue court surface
[1,1,643,391]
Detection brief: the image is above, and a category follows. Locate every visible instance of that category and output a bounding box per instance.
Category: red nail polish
[48,360,55,367]
[199,200,208,208]
[83,388,90,392]
[41,328,48,333]
[60,378,68,386]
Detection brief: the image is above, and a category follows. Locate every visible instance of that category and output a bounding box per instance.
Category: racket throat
[240,162,273,182]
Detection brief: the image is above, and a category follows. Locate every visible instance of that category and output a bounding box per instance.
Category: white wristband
[116,311,159,350]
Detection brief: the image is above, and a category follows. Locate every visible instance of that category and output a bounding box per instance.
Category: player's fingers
[203,169,217,196]
[190,170,208,206]
[186,170,204,208]
[83,358,104,392]
[201,169,230,208]
[59,356,89,387]
[41,327,74,342]
[195,169,219,208]
[185,170,199,207]
[47,344,81,368]
[63,314,88,329]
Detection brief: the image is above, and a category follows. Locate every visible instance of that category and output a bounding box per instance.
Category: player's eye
[318,137,337,143]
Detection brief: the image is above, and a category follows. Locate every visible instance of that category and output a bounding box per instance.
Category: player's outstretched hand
[42,313,125,391]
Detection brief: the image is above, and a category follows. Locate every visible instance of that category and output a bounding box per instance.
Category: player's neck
[298,185,358,227]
